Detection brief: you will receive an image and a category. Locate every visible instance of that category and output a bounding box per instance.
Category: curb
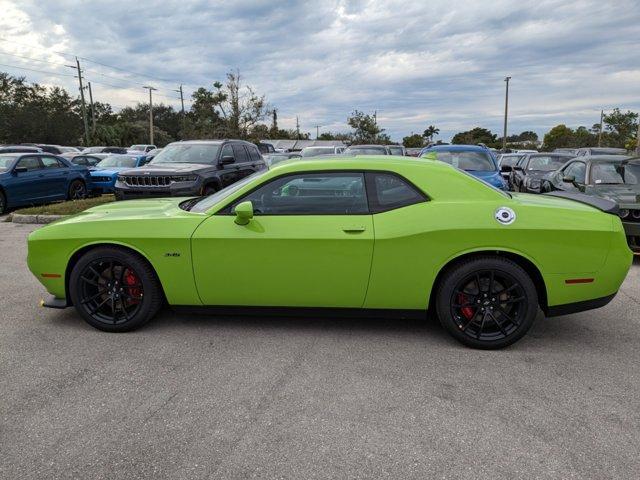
[10,214,68,224]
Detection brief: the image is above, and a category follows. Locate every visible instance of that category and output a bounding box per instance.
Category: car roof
[425,144,489,152]
[346,144,388,148]
[526,152,574,157]
[582,155,634,163]
[170,139,254,145]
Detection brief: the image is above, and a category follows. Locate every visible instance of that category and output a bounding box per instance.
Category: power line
[0,62,76,78]
[0,51,69,68]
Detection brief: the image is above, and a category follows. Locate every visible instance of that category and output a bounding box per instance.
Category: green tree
[451,127,497,146]
[602,108,638,148]
[347,110,389,144]
[422,125,439,143]
[403,133,424,148]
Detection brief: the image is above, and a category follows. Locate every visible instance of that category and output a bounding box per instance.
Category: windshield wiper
[179,196,205,212]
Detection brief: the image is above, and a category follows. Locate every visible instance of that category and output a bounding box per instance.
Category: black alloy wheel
[68,179,87,200]
[69,247,163,332]
[436,256,538,349]
[0,191,6,214]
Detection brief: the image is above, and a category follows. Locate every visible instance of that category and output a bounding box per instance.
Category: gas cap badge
[495,207,516,225]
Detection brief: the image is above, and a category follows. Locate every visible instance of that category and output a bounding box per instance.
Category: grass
[13,195,116,216]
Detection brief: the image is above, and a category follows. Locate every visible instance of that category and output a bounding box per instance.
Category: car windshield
[0,155,18,170]
[130,145,147,151]
[190,170,268,213]
[151,144,220,164]
[96,156,138,168]
[429,151,495,171]
[526,156,567,171]
[388,146,404,155]
[590,162,640,185]
[347,147,387,155]
[301,147,334,158]
[499,155,522,167]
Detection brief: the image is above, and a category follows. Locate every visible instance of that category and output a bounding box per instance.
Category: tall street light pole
[314,125,322,139]
[67,57,90,146]
[598,109,604,147]
[143,86,157,144]
[173,85,185,115]
[502,76,511,152]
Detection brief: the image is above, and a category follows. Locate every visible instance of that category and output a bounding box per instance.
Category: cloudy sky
[1,0,638,141]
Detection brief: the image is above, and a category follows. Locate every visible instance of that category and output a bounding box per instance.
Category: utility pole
[173,85,185,115]
[68,57,90,146]
[296,116,300,140]
[87,82,96,137]
[373,110,377,125]
[143,85,157,144]
[636,121,640,155]
[598,109,604,147]
[314,125,322,139]
[502,76,511,152]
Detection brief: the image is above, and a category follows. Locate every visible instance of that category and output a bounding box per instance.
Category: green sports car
[27,156,633,349]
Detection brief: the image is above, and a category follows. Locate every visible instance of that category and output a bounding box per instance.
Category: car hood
[119,163,212,174]
[523,170,555,180]
[90,168,123,176]
[585,185,640,206]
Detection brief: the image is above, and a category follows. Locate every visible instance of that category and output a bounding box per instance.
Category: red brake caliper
[123,269,141,304]
[457,293,475,320]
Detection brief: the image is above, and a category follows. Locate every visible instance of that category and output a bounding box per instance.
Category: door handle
[342,226,366,233]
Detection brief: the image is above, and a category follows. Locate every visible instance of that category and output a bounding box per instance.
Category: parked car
[129,144,156,153]
[0,153,90,213]
[344,145,391,155]
[507,153,574,193]
[387,145,406,156]
[141,148,162,163]
[81,146,128,154]
[257,142,276,155]
[21,144,79,155]
[405,148,423,157]
[541,155,640,253]
[0,146,42,154]
[496,153,524,183]
[553,148,577,155]
[90,154,151,194]
[300,146,345,158]
[70,154,110,168]
[420,144,507,190]
[115,140,267,200]
[29,156,632,349]
[575,147,627,156]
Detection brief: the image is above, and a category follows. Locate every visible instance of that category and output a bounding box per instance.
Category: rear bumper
[545,292,616,317]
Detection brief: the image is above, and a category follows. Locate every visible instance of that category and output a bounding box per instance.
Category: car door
[6,156,46,203]
[218,144,239,187]
[39,155,69,199]
[246,144,267,172]
[232,144,254,179]
[191,171,374,308]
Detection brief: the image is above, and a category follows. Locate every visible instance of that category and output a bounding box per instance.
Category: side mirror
[234,201,254,225]
[562,175,576,183]
[13,166,28,174]
[500,165,512,173]
[220,155,235,165]
[513,165,523,171]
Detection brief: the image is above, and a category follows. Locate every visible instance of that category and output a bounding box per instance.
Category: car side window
[15,156,42,171]
[248,146,262,162]
[564,162,586,184]
[41,156,63,169]
[232,144,249,163]
[220,144,234,161]
[230,172,368,215]
[365,172,427,213]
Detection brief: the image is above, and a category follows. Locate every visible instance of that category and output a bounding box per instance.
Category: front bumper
[622,220,640,253]
[41,295,69,309]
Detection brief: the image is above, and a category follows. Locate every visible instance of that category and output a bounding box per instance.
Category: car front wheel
[69,247,163,332]
[435,256,539,349]
[0,190,6,214]
[68,179,87,200]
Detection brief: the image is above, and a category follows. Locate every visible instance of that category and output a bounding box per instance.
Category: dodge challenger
[27,156,633,349]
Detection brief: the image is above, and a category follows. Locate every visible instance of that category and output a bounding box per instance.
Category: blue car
[419,144,507,190]
[0,153,90,213]
[90,154,150,193]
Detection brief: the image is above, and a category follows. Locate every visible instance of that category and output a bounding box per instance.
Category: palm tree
[423,125,440,143]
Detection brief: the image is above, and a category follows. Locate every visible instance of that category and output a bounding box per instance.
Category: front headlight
[170,175,198,183]
[619,209,630,219]
[526,178,541,189]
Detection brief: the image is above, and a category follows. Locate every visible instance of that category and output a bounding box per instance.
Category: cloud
[1,0,639,141]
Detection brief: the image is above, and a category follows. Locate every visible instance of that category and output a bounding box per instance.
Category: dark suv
[114,140,266,200]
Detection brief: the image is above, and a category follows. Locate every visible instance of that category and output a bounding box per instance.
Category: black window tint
[72,157,87,165]
[221,144,233,159]
[248,146,261,162]
[232,144,249,163]
[41,156,63,168]
[233,172,368,215]
[564,162,586,183]
[366,172,426,212]
[16,156,41,171]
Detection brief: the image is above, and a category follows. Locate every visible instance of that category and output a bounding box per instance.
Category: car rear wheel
[435,256,538,349]
[68,179,87,200]
[69,247,163,332]
[0,190,6,214]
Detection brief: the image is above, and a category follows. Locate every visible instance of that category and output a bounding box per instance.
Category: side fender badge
[495,207,516,225]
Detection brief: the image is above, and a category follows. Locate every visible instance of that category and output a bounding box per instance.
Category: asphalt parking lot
[1,221,639,479]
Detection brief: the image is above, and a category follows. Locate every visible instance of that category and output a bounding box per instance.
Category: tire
[69,247,163,332]
[0,190,6,214]
[435,256,538,349]
[203,184,218,196]
[68,179,87,200]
